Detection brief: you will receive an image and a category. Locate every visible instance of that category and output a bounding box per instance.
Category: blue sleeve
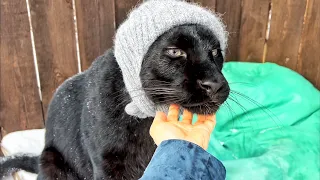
[140,140,226,180]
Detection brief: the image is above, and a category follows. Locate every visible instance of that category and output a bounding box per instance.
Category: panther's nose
[197,80,223,95]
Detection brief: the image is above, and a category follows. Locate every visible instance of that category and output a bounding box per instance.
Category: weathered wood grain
[76,0,116,70]
[297,0,320,89]
[29,0,79,118]
[266,0,307,70]
[1,0,320,135]
[115,0,140,28]
[0,0,44,133]
[216,0,241,61]
[239,0,271,62]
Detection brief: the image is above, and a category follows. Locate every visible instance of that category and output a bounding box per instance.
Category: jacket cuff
[140,139,226,180]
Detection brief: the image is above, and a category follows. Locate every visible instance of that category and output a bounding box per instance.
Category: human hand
[150,104,216,150]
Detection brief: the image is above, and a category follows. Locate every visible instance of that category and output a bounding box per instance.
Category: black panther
[0,23,229,180]
[0,0,232,178]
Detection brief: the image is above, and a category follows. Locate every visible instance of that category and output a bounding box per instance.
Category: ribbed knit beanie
[114,0,228,118]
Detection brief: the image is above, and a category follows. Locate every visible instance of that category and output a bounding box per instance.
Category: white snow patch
[1,129,45,180]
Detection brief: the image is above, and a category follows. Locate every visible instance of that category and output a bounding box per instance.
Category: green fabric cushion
[205,62,319,180]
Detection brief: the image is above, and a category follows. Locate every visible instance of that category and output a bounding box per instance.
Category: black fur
[0,24,229,180]
[0,154,38,178]
[141,24,229,113]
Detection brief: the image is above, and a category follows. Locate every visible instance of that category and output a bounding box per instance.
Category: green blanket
[205,62,319,180]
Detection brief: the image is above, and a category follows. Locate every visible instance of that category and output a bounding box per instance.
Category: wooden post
[0,0,44,135]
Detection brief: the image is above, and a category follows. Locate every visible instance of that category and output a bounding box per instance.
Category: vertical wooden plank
[216,0,241,61]
[0,0,44,133]
[0,127,3,155]
[29,0,78,118]
[266,0,307,70]
[239,0,271,62]
[297,0,320,89]
[115,0,140,28]
[76,0,116,70]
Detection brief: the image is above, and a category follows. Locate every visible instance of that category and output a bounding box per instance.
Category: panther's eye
[165,48,187,59]
[212,49,218,57]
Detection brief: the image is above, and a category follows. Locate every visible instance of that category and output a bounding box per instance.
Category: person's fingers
[197,114,207,123]
[153,111,167,123]
[181,110,193,124]
[206,114,215,121]
[204,119,216,131]
[194,114,215,125]
[150,111,166,137]
[202,114,216,130]
[197,114,215,122]
[167,104,180,122]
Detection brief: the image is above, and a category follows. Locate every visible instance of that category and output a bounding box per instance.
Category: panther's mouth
[180,100,221,114]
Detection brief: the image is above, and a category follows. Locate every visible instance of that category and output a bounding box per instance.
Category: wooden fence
[1,0,319,137]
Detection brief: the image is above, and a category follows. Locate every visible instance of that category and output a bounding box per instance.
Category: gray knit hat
[114,0,228,118]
